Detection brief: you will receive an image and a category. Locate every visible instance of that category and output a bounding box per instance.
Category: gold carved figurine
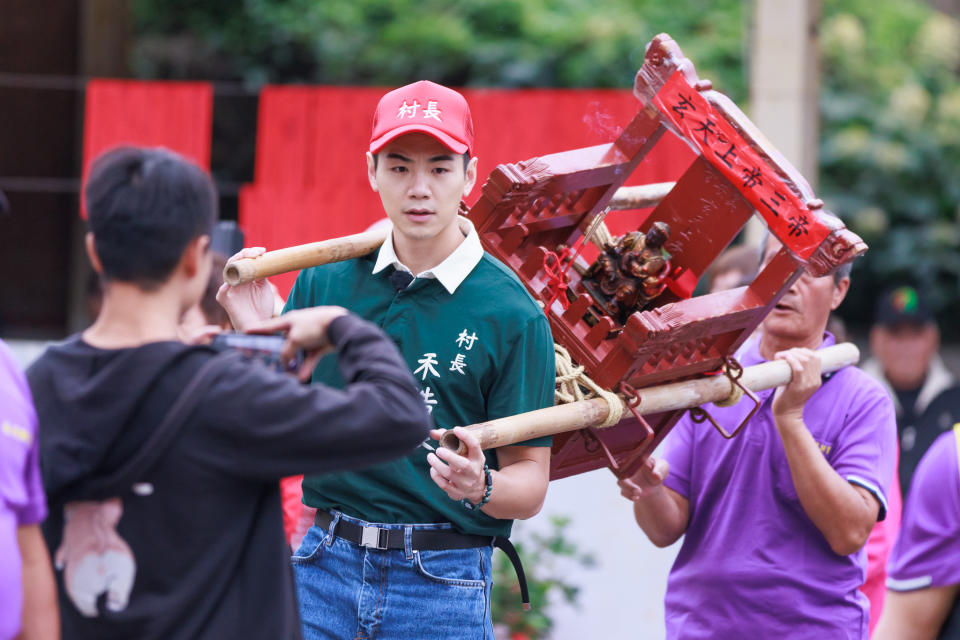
[582,221,672,324]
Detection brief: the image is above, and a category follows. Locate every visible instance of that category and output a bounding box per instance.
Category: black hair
[200,252,231,328]
[85,146,217,290]
[373,152,471,172]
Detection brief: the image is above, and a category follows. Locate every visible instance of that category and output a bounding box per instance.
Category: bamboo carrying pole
[607,182,675,210]
[438,342,860,455]
[222,182,678,286]
[223,229,389,286]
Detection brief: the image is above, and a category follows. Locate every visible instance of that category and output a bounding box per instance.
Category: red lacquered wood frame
[466,34,866,480]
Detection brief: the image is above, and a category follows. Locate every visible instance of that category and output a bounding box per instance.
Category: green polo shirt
[284,228,554,538]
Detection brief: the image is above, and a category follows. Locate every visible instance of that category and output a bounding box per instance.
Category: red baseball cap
[369,80,474,155]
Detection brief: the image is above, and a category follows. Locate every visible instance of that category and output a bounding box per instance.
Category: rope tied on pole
[553,343,623,428]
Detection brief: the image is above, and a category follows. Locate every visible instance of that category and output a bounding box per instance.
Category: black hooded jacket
[27,313,430,640]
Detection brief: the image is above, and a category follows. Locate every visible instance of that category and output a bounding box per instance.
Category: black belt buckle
[359,525,390,550]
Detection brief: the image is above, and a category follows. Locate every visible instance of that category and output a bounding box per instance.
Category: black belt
[315,509,491,551]
[314,510,531,609]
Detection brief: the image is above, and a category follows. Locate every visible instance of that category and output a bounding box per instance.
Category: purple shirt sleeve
[886,427,960,590]
[825,376,897,521]
[662,413,694,498]
[18,428,47,526]
[0,341,47,526]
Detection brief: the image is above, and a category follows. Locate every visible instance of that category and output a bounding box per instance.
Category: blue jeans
[292,510,494,640]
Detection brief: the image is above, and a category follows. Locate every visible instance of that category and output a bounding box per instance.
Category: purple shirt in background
[662,333,897,640]
[0,340,47,640]
[887,425,960,591]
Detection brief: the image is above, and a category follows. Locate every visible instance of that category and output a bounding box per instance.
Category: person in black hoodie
[27,146,431,640]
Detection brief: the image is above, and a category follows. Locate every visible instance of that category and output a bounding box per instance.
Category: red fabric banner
[81,79,213,217]
[651,70,830,258]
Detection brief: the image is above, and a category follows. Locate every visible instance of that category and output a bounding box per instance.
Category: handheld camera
[211,332,305,374]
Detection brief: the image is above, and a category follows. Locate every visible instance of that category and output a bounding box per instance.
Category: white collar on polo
[372,216,484,295]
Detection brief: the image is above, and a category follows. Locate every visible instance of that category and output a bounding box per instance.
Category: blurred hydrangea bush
[820,0,960,334]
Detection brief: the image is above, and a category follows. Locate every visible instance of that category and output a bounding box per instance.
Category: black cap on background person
[874,286,934,329]
[868,285,941,396]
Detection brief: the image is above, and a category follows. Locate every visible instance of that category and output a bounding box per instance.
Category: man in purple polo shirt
[874,424,960,639]
[1,338,59,640]
[619,238,897,639]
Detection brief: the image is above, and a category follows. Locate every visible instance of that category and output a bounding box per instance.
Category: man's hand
[247,306,349,381]
[216,247,279,330]
[618,456,669,502]
[426,427,487,504]
[619,455,689,546]
[772,347,822,423]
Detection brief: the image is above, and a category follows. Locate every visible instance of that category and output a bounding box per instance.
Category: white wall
[509,467,681,639]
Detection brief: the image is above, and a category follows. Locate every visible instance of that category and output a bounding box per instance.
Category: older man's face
[759,238,849,345]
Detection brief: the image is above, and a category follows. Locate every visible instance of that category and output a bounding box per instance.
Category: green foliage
[491,515,596,639]
[132,0,748,97]
[819,1,960,332]
[132,0,960,332]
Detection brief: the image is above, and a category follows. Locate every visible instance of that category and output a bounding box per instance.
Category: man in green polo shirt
[219,80,555,639]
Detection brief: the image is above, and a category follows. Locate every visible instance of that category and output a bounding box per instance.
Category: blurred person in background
[863,286,960,496]
[177,221,248,343]
[861,285,960,634]
[1,338,59,640]
[703,243,759,293]
[177,251,231,344]
[0,189,59,640]
[874,423,960,640]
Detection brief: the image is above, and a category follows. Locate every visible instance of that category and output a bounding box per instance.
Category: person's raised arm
[773,348,883,556]
[192,307,431,479]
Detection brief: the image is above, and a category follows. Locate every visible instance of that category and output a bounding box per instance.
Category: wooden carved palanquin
[466,34,866,480]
